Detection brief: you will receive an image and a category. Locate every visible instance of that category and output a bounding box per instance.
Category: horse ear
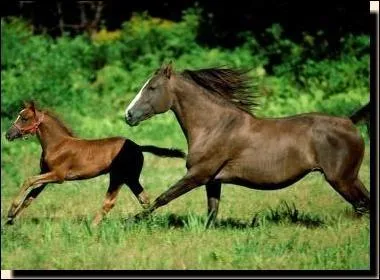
[163,61,173,79]
[24,100,36,112]
[30,101,36,112]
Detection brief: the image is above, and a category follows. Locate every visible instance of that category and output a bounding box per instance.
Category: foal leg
[7,160,49,224]
[119,143,149,209]
[205,181,221,228]
[7,171,62,222]
[92,175,123,226]
[6,184,47,224]
[126,180,150,209]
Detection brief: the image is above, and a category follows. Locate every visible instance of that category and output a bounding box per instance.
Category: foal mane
[40,109,75,136]
[180,67,259,114]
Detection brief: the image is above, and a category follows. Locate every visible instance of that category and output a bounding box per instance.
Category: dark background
[1,1,370,48]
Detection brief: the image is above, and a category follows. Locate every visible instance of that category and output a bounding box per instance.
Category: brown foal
[5,101,185,225]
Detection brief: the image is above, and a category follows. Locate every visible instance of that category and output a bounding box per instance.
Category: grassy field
[0,105,371,270]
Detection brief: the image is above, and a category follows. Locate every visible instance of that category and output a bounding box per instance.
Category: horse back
[214,112,364,188]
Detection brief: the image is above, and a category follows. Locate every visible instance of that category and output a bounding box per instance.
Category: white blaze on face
[15,109,27,123]
[125,77,152,116]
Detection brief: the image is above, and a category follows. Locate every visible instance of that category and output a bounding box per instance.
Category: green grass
[1,106,371,270]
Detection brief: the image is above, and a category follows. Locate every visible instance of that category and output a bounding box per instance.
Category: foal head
[125,63,175,126]
[6,101,43,141]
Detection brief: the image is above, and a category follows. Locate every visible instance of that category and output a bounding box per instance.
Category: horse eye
[148,85,156,91]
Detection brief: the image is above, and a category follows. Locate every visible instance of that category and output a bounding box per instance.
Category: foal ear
[163,61,173,79]
[24,100,36,113]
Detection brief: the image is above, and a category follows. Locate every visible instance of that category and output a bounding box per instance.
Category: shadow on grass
[123,201,327,230]
[0,215,94,227]
[27,216,90,225]
[3,201,367,230]
[257,201,326,228]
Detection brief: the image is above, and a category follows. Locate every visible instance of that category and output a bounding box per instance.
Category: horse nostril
[126,111,132,122]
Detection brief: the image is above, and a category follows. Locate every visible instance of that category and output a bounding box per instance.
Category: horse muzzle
[5,128,20,141]
[125,110,143,127]
[125,111,137,126]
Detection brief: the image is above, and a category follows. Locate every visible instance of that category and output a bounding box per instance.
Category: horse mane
[180,67,259,114]
[40,109,76,137]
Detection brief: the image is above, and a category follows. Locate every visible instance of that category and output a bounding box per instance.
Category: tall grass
[0,114,371,269]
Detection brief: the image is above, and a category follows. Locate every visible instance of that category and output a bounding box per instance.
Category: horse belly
[215,149,315,190]
[65,147,115,180]
[65,158,111,180]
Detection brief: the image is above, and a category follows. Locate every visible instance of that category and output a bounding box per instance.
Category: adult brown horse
[124,63,370,227]
[5,101,185,226]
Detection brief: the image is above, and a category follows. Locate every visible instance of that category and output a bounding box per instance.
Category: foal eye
[148,86,156,91]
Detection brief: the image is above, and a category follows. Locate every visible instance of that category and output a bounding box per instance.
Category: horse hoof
[124,211,150,226]
[354,206,370,217]
[135,210,151,220]
[124,215,139,226]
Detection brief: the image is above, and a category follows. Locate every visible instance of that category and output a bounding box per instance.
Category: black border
[9,269,379,278]
[369,7,379,279]
[5,3,380,280]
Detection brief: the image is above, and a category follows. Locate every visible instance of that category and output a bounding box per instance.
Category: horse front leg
[132,169,209,221]
[205,181,221,228]
[7,171,63,224]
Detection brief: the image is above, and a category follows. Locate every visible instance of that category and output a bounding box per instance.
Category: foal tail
[140,145,186,158]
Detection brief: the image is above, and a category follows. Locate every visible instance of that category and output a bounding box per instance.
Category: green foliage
[119,8,200,66]
[1,19,98,116]
[1,9,369,123]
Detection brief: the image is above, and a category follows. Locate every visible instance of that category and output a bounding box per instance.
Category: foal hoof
[141,203,150,210]
[5,218,14,225]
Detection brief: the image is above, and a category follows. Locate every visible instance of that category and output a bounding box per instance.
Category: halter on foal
[5,101,185,225]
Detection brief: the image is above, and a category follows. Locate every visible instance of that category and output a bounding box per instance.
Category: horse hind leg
[350,178,370,214]
[318,129,369,214]
[322,151,370,214]
[326,177,370,215]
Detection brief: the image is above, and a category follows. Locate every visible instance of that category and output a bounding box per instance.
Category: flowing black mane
[41,109,75,136]
[180,67,258,114]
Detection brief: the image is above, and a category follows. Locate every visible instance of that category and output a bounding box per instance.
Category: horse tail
[140,145,186,158]
[348,102,370,136]
[349,102,370,124]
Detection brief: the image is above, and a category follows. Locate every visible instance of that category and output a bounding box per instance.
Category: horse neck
[36,112,72,152]
[170,75,246,144]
